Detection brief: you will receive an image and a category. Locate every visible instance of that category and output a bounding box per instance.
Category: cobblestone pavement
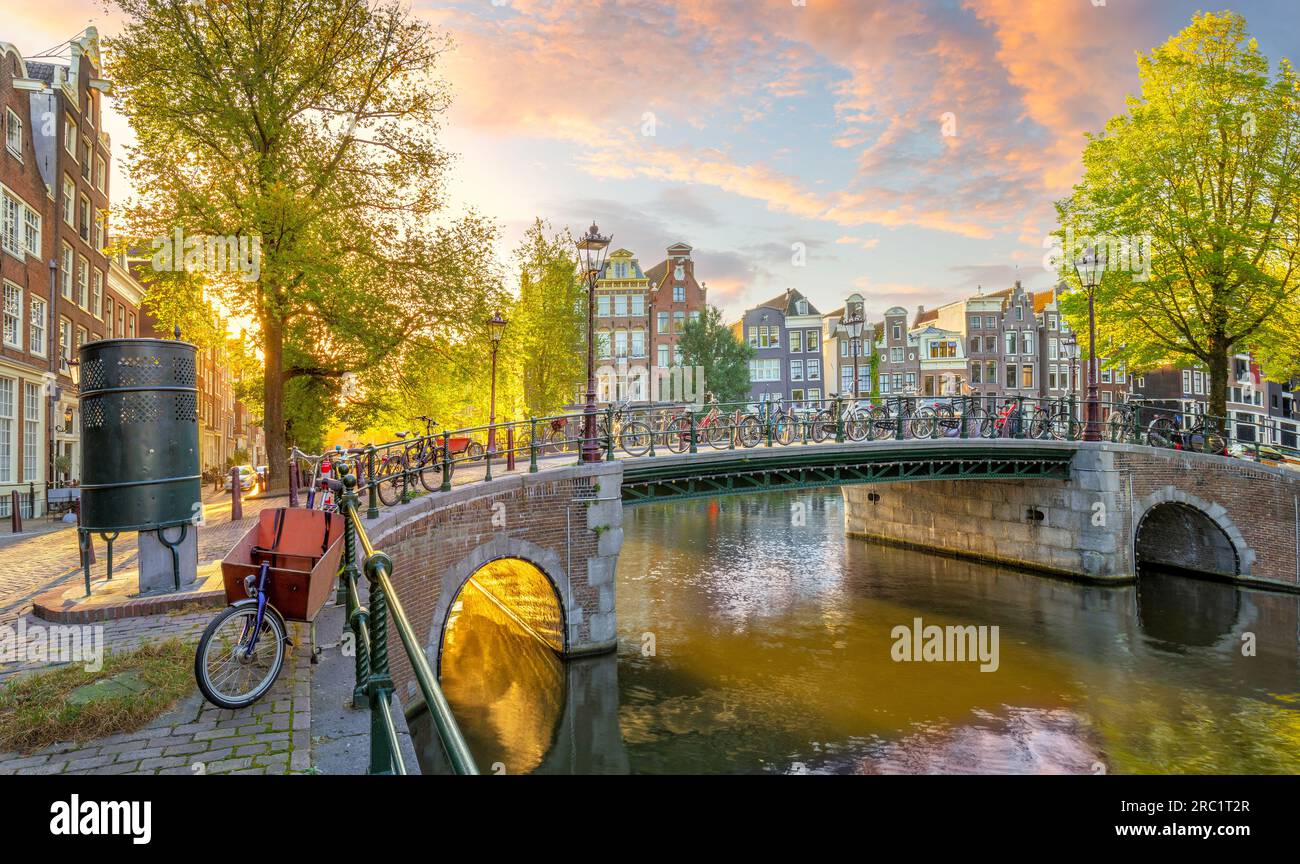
[0,619,315,775]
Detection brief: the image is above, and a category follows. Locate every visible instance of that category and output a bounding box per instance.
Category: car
[225,465,258,492]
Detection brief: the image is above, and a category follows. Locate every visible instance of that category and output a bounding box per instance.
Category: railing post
[529,418,540,473]
[440,438,452,493]
[835,396,846,444]
[895,398,905,440]
[1068,395,1077,440]
[80,528,91,596]
[1014,400,1026,439]
[483,432,494,483]
[959,398,968,439]
[605,405,616,461]
[506,426,516,472]
[288,454,299,508]
[764,403,774,448]
[365,445,380,519]
[365,549,397,774]
[341,478,369,705]
[648,412,657,457]
[102,531,117,581]
[688,410,698,454]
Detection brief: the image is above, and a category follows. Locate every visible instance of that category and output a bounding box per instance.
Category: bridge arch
[1134,487,1248,579]
[432,537,569,677]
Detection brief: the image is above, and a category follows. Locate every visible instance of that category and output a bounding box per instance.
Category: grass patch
[0,639,195,753]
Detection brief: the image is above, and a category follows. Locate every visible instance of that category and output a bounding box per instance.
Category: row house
[1,28,133,508]
[873,305,967,398]
[594,242,707,403]
[733,289,823,406]
[1130,353,1275,445]
[821,292,872,398]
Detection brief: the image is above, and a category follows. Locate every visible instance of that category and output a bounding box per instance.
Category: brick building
[593,247,651,402]
[644,242,707,394]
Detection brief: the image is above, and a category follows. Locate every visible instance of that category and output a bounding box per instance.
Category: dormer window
[796,299,808,315]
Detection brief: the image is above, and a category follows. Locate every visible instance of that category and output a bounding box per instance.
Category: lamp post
[843,311,864,401]
[1073,246,1104,442]
[577,223,612,463]
[486,311,507,477]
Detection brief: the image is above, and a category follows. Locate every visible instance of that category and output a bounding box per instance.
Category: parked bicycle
[598,401,654,456]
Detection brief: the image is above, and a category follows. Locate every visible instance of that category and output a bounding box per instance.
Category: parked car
[225,465,258,492]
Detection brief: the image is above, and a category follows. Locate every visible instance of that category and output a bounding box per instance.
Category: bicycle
[739,396,800,446]
[597,401,654,456]
[664,393,731,451]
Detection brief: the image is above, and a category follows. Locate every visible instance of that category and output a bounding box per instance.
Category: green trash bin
[77,338,201,532]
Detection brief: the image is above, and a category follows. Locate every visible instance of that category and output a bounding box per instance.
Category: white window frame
[0,376,13,482]
[2,281,21,349]
[4,109,20,159]
[23,381,39,482]
[29,295,46,357]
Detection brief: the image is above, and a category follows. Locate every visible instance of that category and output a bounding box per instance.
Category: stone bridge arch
[1134,487,1248,579]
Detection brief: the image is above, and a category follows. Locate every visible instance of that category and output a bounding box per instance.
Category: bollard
[230,466,243,521]
[528,419,540,474]
[10,489,20,534]
[506,426,516,472]
[366,445,380,519]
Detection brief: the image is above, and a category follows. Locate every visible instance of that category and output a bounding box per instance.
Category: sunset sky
[7,1,1299,322]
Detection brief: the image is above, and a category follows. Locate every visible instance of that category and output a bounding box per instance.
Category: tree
[108,0,503,487]
[678,306,755,404]
[1053,11,1300,421]
[508,219,585,418]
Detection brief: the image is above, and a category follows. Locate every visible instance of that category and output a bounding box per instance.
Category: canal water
[415,490,1300,774]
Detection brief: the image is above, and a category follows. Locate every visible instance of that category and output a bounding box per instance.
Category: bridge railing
[288,394,1300,507]
[328,469,479,775]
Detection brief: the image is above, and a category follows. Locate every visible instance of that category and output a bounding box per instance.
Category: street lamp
[488,310,506,475]
[576,222,611,463]
[842,311,864,401]
[1073,246,1105,442]
[486,311,507,479]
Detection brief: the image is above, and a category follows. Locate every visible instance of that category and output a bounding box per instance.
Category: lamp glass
[488,312,507,345]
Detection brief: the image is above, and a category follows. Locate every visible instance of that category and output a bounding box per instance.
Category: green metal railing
[334,471,479,775]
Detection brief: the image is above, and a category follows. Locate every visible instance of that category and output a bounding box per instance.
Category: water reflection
[415,491,1300,774]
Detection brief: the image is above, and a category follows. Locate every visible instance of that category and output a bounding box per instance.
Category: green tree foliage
[508,219,584,418]
[1054,11,1300,420]
[107,0,505,485]
[678,306,755,404]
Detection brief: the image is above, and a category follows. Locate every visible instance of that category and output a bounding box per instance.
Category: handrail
[336,472,480,775]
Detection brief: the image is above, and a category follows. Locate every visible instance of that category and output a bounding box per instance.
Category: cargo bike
[194,506,345,709]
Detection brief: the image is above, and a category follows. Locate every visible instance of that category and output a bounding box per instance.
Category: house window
[969,336,980,354]
[630,294,644,316]
[890,347,903,363]
[62,176,75,226]
[673,311,685,332]
[1182,369,1191,393]
[657,345,669,367]
[969,315,981,331]
[613,294,627,316]
[78,195,90,242]
[1006,364,1017,388]
[984,335,996,353]
[92,268,103,317]
[60,317,72,361]
[790,359,803,381]
[972,364,982,385]
[81,139,92,180]
[596,330,610,358]
[23,207,39,258]
[597,294,610,317]
[891,323,901,340]
[29,296,45,356]
[657,311,668,334]
[77,255,89,308]
[1022,332,1035,355]
[1004,331,1016,355]
[117,305,124,338]
[23,382,39,482]
[790,330,803,353]
[631,330,645,358]
[0,377,12,483]
[1022,365,1034,389]
[842,367,855,392]
[613,330,627,357]
[987,361,997,384]
[749,358,781,382]
[807,359,820,380]
[673,284,685,302]
[2,282,20,348]
[64,115,77,160]
[807,330,818,352]
[61,240,73,298]
[0,189,19,257]
[95,155,106,193]
[93,212,104,252]
[4,109,21,158]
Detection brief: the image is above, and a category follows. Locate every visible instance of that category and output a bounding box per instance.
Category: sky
[7,1,1300,324]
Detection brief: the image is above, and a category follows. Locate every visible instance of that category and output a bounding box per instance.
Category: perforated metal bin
[77,339,201,532]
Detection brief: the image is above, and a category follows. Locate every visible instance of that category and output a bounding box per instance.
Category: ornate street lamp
[576,223,611,463]
[1073,246,1105,442]
[485,311,507,480]
[843,311,864,401]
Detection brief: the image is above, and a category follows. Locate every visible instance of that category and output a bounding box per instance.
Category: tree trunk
[263,313,288,492]
[1206,333,1230,432]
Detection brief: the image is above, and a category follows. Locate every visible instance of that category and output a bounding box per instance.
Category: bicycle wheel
[1028,410,1051,440]
[737,415,764,447]
[707,417,734,448]
[869,406,896,440]
[1107,410,1130,443]
[964,406,993,438]
[664,417,692,453]
[1191,423,1226,455]
[809,409,835,443]
[1147,417,1178,448]
[773,417,795,446]
[620,421,653,457]
[376,456,406,506]
[418,451,451,491]
[910,408,936,439]
[194,601,287,710]
[1048,411,1074,441]
[933,404,959,436]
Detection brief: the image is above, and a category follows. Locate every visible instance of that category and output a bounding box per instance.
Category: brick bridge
[361,440,1300,712]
